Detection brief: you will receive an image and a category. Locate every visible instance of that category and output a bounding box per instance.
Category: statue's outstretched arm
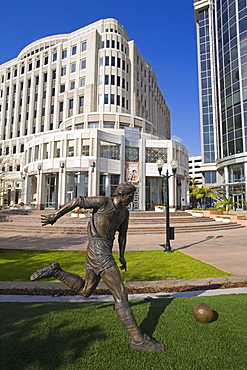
[41,198,81,226]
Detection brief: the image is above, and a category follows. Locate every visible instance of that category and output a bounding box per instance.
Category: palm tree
[189,187,216,209]
[189,178,199,208]
[216,196,240,213]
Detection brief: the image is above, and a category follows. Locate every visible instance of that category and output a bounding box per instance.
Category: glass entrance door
[45,173,58,208]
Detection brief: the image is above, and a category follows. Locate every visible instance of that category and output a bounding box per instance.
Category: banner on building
[126,162,140,183]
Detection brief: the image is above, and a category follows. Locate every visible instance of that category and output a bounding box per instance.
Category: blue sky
[0,0,200,156]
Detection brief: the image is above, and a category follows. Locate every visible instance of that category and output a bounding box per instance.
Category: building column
[36,170,44,210]
[224,166,229,198]
[58,164,66,208]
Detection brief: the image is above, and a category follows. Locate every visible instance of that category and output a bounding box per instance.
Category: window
[68,144,74,156]
[61,66,66,76]
[69,99,73,110]
[80,77,85,87]
[13,145,16,154]
[35,76,39,85]
[99,57,103,66]
[52,70,56,79]
[60,84,65,93]
[52,52,57,62]
[70,81,75,90]
[21,66,25,74]
[105,56,109,66]
[117,95,120,105]
[20,144,24,152]
[117,58,121,68]
[81,41,87,51]
[105,75,109,84]
[82,145,89,156]
[44,56,48,65]
[110,94,115,104]
[59,102,64,112]
[79,96,84,107]
[62,49,67,59]
[36,60,40,68]
[28,63,32,71]
[117,76,120,86]
[14,69,17,77]
[81,59,86,69]
[111,75,115,85]
[106,40,110,48]
[104,94,109,104]
[112,40,115,48]
[71,63,76,73]
[72,45,77,55]
[111,56,115,66]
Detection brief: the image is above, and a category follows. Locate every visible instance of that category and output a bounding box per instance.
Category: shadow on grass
[1,302,105,369]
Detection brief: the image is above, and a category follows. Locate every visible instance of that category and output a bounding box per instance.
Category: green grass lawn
[0,294,246,370]
[0,249,232,282]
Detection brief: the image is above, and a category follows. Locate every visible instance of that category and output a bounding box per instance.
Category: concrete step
[0,220,243,234]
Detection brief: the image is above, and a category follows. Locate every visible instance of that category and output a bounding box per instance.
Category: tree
[216,196,240,213]
[189,187,216,209]
[189,178,199,208]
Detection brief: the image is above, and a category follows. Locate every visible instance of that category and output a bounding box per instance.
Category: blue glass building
[194,0,247,208]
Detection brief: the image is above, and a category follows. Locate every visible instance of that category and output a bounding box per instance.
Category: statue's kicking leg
[101,265,164,353]
[30,262,100,297]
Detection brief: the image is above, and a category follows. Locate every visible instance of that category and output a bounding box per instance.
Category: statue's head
[113,182,136,206]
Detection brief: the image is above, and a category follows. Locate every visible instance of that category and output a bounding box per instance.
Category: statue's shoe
[30,261,60,281]
[130,334,165,353]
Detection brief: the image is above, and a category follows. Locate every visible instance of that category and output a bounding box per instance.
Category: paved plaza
[0,225,247,275]
[1,214,247,302]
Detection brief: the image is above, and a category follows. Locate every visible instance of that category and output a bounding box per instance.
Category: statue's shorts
[86,237,116,275]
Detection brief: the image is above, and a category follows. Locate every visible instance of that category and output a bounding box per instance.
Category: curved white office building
[0,18,189,210]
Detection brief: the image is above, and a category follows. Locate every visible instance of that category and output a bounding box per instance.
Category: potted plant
[154,205,166,212]
[70,208,79,217]
[78,208,87,218]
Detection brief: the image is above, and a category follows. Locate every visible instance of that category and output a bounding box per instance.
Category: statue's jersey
[78,196,129,275]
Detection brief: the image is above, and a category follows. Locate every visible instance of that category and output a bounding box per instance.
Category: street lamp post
[156,159,178,253]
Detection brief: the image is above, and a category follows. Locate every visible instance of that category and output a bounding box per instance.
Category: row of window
[99,56,129,72]
[98,94,129,108]
[0,42,87,82]
[0,144,24,156]
[101,40,128,54]
[99,75,129,90]
[1,165,21,172]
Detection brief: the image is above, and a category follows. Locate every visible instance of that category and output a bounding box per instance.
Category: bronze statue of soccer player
[30,182,164,352]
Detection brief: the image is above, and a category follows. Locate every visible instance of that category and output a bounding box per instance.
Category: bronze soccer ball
[193,302,214,323]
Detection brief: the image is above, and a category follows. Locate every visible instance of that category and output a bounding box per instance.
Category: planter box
[24,205,35,210]
[237,215,247,220]
[210,210,223,215]
[221,217,231,223]
[155,206,166,212]
[215,216,222,222]
[79,213,87,218]
[192,212,204,217]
